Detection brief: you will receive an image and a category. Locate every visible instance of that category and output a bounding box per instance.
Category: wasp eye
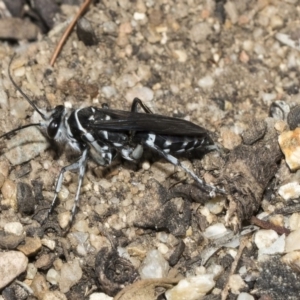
[47,119,60,138]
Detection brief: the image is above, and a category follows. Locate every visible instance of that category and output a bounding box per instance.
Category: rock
[42,291,67,300]
[77,17,98,46]
[203,223,228,239]
[197,75,214,89]
[285,228,300,252]
[31,273,49,299]
[165,274,215,300]
[4,222,24,236]
[46,268,60,285]
[237,292,255,300]
[1,179,17,210]
[278,182,300,201]
[17,182,36,215]
[89,293,113,300]
[0,230,25,250]
[278,129,300,171]
[0,251,28,289]
[125,86,154,103]
[224,1,239,24]
[4,127,48,166]
[0,18,39,40]
[26,263,37,280]
[258,234,285,257]
[254,229,278,249]
[59,259,83,293]
[228,274,246,294]
[190,23,212,43]
[139,250,169,279]
[17,237,42,256]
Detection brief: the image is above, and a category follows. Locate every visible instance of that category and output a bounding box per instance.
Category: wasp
[1,55,224,229]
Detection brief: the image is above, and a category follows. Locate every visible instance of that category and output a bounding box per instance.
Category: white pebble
[258,234,285,257]
[289,213,300,231]
[41,238,56,250]
[278,182,300,201]
[139,250,169,279]
[237,292,254,300]
[142,161,151,170]
[26,263,37,280]
[101,86,117,98]
[89,293,113,300]
[59,259,83,293]
[125,86,154,103]
[197,75,214,89]
[285,228,300,252]
[165,274,215,300]
[203,223,227,239]
[4,222,24,236]
[254,229,278,249]
[228,274,246,294]
[133,12,146,20]
[46,268,60,285]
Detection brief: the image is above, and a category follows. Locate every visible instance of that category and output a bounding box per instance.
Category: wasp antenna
[8,54,47,120]
[0,123,41,140]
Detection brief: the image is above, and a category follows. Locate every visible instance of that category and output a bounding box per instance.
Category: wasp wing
[89,108,211,137]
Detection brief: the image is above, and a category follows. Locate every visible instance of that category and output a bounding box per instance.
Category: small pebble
[59,259,83,293]
[278,182,300,201]
[281,251,300,270]
[0,251,28,289]
[285,228,300,252]
[203,223,227,239]
[57,211,71,229]
[190,23,212,43]
[165,274,215,300]
[289,213,300,231]
[258,234,285,257]
[4,127,49,166]
[41,238,56,250]
[237,292,255,300]
[139,249,169,279]
[46,268,60,285]
[31,273,49,299]
[4,222,24,236]
[17,237,42,256]
[224,1,239,24]
[278,128,300,171]
[254,229,278,249]
[197,75,214,89]
[89,293,113,300]
[26,263,37,280]
[228,274,246,294]
[125,86,154,103]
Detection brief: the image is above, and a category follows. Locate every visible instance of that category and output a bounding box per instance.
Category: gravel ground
[1,1,300,299]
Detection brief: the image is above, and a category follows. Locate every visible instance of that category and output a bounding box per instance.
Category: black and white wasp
[1,55,224,228]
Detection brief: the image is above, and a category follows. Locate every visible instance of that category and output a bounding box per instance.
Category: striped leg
[46,148,89,226]
[144,138,225,196]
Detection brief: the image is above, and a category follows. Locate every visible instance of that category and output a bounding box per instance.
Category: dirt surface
[1,1,300,299]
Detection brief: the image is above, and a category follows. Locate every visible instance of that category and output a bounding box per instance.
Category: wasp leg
[143,138,225,196]
[47,148,89,226]
[131,97,153,113]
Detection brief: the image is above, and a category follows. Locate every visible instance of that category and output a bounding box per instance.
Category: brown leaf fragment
[219,118,282,229]
[114,278,179,300]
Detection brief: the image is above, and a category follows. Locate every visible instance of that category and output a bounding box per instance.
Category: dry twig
[50,0,92,66]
